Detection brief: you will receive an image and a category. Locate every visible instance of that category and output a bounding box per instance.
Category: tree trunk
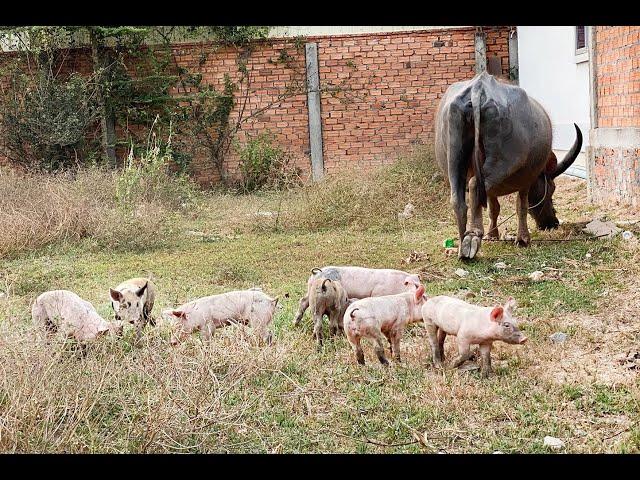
[89,29,117,165]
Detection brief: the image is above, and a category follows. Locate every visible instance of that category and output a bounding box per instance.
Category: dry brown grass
[1,160,639,453]
[283,145,446,232]
[0,167,196,258]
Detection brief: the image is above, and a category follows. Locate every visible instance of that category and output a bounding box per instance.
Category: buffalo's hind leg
[516,189,531,247]
[444,105,476,260]
[461,176,485,259]
[485,196,501,240]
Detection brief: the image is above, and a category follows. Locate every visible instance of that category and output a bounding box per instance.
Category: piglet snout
[519,336,528,344]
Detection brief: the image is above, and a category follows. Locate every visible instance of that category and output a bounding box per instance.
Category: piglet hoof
[356,353,365,365]
[377,356,390,367]
[459,232,482,259]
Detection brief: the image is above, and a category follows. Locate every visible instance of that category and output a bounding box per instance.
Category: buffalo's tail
[470,82,487,208]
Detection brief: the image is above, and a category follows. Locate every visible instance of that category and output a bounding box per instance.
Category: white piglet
[343,285,426,365]
[32,290,124,342]
[421,295,528,377]
[165,289,279,345]
[294,266,421,326]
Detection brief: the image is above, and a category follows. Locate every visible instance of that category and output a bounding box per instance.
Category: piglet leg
[373,331,390,366]
[450,339,473,369]
[479,342,493,378]
[425,323,443,367]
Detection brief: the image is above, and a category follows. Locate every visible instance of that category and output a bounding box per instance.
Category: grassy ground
[1,158,639,453]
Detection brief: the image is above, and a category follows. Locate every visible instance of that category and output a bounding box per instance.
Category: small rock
[574,429,587,437]
[404,250,426,264]
[585,253,592,259]
[529,271,544,282]
[622,230,635,241]
[397,203,415,221]
[543,436,564,450]
[583,218,621,239]
[455,268,469,278]
[254,211,278,217]
[494,261,507,269]
[549,332,568,343]
[492,450,504,454]
[455,289,476,300]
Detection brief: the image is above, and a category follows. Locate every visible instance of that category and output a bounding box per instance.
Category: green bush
[236,132,301,193]
[0,69,100,170]
[116,119,199,209]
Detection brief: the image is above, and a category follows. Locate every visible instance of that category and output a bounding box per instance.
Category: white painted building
[517,26,592,179]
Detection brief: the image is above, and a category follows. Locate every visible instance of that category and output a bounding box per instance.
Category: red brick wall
[595,26,640,128]
[314,27,509,175]
[591,144,640,207]
[0,27,512,186]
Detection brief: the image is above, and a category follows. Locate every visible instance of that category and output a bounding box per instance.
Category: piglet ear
[504,296,517,313]
[109,288,123,303]
[415,285,425,301]
[490,306,504,322]
[171,310,187,319]
[136,282,148,298]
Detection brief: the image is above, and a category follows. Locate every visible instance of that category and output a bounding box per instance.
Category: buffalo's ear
[136,282,148,298]
[545,151,558,174]
[490,306,504,322]
[415,285,425,301]
[109,288,123,303]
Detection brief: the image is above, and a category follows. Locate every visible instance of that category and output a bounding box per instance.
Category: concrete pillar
[475,29,487,74]
[305,42,324,181]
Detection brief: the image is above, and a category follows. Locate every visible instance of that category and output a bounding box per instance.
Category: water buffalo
[435,72,582,259]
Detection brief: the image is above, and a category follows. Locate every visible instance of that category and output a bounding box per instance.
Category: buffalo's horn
[552,124,583,179]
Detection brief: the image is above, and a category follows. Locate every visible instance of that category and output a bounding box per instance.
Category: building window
[575,26,589,63]
[576,26,587,52]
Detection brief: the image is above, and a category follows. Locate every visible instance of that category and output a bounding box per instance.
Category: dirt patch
[527,176,640,387]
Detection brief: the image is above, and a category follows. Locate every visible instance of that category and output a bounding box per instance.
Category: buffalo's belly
[486,163,543,197]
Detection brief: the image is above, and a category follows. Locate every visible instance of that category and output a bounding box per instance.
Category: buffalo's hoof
[515,237,531,248]
[484,231,500,241]
[460,233,482,259]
